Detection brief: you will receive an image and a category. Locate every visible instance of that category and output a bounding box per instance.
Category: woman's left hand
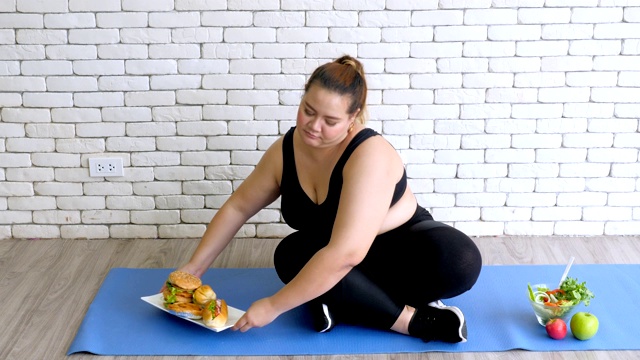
[232,297,281,332]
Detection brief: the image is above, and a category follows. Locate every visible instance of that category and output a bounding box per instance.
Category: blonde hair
[305,55,369,124]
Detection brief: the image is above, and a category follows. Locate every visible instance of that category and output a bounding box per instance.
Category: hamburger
[163,270,202,304]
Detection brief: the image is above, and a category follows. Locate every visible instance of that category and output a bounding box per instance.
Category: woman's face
[296,84,356,148]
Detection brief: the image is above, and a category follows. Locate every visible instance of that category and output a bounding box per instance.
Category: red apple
[570,312,599,340]
[545,318,567,340]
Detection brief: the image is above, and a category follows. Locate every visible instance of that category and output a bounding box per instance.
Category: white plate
[141,293,245,332]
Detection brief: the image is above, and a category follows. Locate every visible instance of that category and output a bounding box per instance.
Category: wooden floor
[1,235,639,360]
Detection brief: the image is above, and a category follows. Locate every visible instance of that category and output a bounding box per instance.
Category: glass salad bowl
[528,283,579,326]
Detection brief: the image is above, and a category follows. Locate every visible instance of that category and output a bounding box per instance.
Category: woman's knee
[274,232,302,283]
[274,231,328,284]
[432,226,482,296]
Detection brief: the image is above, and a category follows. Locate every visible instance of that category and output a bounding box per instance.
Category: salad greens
[528,276,595,307]
[558,277,595,306]
[165,281,178,304]
[164,281,196,304]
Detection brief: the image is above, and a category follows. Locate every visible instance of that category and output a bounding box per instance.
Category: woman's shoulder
[347,128,402,168]
[354,127,395,150]
[341,129,407,197]
[264,132,286,158]
[255,132,286,171]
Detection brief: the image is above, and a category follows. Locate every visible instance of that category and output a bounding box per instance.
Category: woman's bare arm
[181,137,284,277]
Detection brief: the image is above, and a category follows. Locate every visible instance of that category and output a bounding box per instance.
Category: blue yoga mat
[68,264,640,355]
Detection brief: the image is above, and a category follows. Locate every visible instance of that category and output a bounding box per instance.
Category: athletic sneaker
[408,300,467,343]
[310,302,335,333]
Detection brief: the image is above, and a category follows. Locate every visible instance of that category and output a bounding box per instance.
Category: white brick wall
[1,1,639,239]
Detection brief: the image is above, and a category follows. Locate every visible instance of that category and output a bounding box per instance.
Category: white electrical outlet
[89,158,124,177]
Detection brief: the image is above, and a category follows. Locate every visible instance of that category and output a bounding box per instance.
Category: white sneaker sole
[319,303,333,333]
[428,300,467,343]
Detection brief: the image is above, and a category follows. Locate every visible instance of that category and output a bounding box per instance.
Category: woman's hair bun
[336,55,363,74]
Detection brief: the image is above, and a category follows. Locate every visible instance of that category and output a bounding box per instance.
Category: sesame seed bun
[168,271,202,291]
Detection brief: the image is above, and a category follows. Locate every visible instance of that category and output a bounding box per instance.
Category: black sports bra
[280,126,407,232]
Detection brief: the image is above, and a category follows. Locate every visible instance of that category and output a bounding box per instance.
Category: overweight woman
[172,55,482,343]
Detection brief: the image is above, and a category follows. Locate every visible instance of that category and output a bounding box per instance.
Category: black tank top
[280,126,407,233]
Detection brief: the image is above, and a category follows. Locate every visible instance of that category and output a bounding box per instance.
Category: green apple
[570,312,599,340]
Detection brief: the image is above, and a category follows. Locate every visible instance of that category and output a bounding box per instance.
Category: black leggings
[273,206,482,330]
